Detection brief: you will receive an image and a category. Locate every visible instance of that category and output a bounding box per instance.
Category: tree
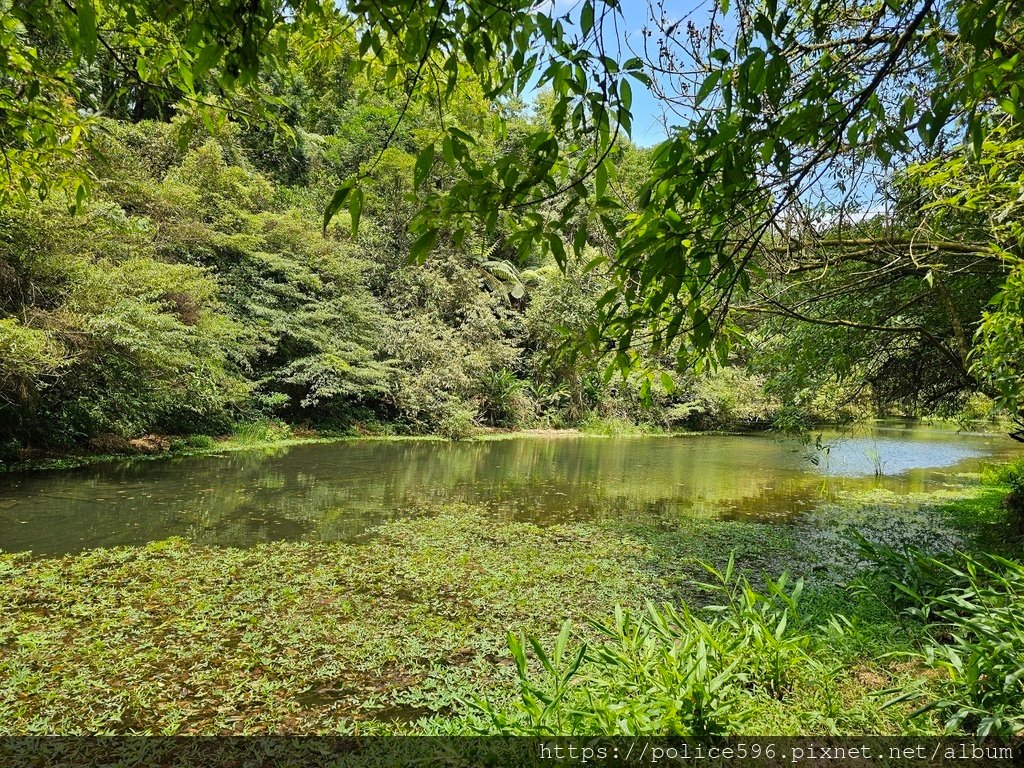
[1,0,337,206]
[5,0,1024,433]
[327,0,1024,429]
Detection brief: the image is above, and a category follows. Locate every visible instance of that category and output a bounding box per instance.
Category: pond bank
[1,469,1017,735]
[1,425,674,475]
[1,416,1012,476]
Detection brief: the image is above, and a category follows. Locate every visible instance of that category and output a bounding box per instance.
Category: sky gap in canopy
[529,0,712,147]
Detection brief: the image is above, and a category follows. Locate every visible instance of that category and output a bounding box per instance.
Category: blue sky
[537,0,712,146]
[535,0,886,210]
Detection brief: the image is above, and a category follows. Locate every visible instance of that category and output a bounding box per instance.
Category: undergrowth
[475,481,1024,740]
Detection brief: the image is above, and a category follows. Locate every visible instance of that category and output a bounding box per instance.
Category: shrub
[475,558,815,736]
[985,458,1024,493]
[957,393,999,424]
[168,435,217,452]
[477,369,532,428]
[437,403,478,440]
[852,535,959,621]
[688,369,777,429]
[910,555,1024,739]
[0,438,22,463]
[860,539,1024,739]
[230,419,293,444]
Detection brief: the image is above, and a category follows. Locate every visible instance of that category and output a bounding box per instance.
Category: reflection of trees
[1,432,1018,554]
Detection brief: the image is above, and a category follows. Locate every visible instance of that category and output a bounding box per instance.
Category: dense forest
[0,93,781,451]
[3,0,1022,457]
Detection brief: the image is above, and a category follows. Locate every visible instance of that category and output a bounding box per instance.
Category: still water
[0,426,1020,555]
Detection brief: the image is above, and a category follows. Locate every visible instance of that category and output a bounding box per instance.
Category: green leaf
[199,109,217,135]
[348,187,363,236]
[448,126,476,144]
[693,306,711,348]
[507,632,527,677]
[573,226,587,256]
[414,144,435,188]
[554,620,571,663]
[549,233,566,268]
[410,228,438,263]
[564,644,587,680]
[580,0,594,37]
[619,79,632,112]
[193,43,223,80]
[696,70,721,105]
[78,0,97,60]
[442,137,456,169]
[528,636,554,674]
[178,60,194,92]
[323,181,353,232]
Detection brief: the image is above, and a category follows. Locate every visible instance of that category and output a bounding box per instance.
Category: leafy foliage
[859,539,1024,739]
[0,199,242,444]
[477,558,818,736]
[1,0,339,205]
[906,132,1024,433]
[4,0,1024,447]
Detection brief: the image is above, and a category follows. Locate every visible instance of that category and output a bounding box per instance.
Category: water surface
[0,426,1019,555]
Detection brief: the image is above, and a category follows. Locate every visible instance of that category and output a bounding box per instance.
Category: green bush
[0,438,23,463]
[477,369,533,428]
[859,539,1024,739]
[168,434,217,452]
[476,558,816,736]
[686,369,777,429]
[983,457,1024,490]
[437,404,479,440]
[852,535,959,621]
[957,393,1000,424]
[230,419,293,444]
[911,555,1024,739]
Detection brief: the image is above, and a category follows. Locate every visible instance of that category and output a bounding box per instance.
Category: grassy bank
[1,418,677,475]
[0,426,431,475]
[2,414,1013,476]
[1,464,1020,736]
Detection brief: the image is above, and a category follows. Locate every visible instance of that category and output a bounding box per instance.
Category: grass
[2,462,1019,736]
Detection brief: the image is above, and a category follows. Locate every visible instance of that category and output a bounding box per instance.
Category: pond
[0,425,1020,555]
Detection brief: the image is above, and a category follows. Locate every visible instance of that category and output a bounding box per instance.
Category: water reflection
[0,427,1019,555]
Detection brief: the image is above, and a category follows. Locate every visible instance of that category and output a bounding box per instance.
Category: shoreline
[0,418,1013,475]
[0,426,717,475]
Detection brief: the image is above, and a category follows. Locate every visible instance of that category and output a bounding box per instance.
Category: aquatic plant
[865,447,884,477]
